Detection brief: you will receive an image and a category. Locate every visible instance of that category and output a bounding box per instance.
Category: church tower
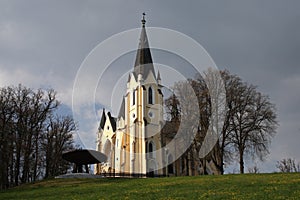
[95,14,221,177]
[96,14,164,177]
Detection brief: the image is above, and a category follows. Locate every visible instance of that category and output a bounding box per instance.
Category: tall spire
[133,13,156,80]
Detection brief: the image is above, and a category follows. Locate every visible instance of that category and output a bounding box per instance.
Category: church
[94,15,220,177]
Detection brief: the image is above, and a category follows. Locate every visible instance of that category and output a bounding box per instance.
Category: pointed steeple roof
[107,112,116,132]
[99,108,106,130]
[157,70,161,81]
[133,13,156,79]
[127,74,131,82]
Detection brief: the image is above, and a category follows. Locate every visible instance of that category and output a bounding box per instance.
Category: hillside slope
[1,173,300,199]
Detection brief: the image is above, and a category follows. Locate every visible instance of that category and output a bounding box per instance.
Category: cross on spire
[141,12,146,27]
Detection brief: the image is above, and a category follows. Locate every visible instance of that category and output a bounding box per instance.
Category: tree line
[0,85,76,189]
[165,69,278,174]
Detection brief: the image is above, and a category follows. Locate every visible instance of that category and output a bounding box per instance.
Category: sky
[0,0,299,173]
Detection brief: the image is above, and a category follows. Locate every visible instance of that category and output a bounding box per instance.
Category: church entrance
[147,159,157,177]
[147,169,154,177]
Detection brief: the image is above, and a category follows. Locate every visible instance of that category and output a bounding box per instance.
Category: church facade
[94,16,219,177]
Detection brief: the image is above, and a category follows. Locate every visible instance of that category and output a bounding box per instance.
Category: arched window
[132,90,135,105]
[148,87,153,104]
[149,142,153,158]
[103,140,112,167]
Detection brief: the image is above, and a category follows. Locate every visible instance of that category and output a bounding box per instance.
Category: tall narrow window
[168,154,174,174]
[149,142,153,158]
[148,87,153,104]
[132,90,135,105]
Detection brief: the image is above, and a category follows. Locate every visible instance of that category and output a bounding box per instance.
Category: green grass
[1,173,300,200]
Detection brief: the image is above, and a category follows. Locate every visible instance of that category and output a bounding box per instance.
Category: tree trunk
[33,135,39,182]
[219,150,224,175]
[21,134,33,183]
[10,145,14,187]
[0,143,9,189]
[212,142,223,175]
[45,148,50,178]
[15,139,22,186]
[201,157,207,175]
[239,150,244,174]
[185,151,190,176]
[220,136,226,175]
[45,137,52,178]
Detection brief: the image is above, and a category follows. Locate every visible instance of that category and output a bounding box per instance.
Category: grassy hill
[1,173,300,199]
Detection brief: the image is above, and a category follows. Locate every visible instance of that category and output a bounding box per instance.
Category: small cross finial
[141,12,146,27]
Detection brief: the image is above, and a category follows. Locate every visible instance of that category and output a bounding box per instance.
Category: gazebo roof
[62,149,107,165]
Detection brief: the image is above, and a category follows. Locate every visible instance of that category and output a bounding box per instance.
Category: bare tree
[228,82,278,173]
[165,74,224,175]
[0,84,75,189]
[276,158,300,173]
[199,69,227,174]
[0,86,15,189]
[165,93,180,123]
[164,69,278,175]
[248,165,260,174]
[43,115,76,178]
[190,75,222,175]
[172,80,200,176]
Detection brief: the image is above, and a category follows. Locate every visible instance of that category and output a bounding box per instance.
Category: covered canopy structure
[62,149,107,173]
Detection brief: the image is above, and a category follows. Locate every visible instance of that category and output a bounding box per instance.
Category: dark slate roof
[107,112,117,132]
[132,17,156,80]
[118,98,125,119]
[127,73,131,82]
[99,109,106,130]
